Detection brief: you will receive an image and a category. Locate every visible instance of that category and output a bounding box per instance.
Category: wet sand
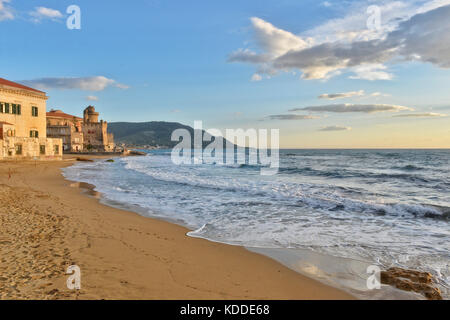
[0,156,354,300]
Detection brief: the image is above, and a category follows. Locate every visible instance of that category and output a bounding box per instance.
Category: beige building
[46,105,115,153]
[47,110,84,152]
[0,78,62,160]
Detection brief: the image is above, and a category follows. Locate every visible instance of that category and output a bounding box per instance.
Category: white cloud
[21,76,129,92]
[250,17,310,58]
[267,114,320,120]
[229,2,450,81]
[0,0,14,21]
[290,104,413,113]
[392,112,447,117]
[370,92,390,97]
[86,95,99,101]
[349,64,393,81]
[251,74,263,82]
[319,90,365,100]
[30,7,63,22]
[319,125,352,131]
[114,82,130,89]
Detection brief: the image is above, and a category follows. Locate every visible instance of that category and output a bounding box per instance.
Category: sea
[63,149,449,299]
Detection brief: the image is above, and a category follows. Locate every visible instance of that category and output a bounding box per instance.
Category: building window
[40,145,46,155]
[54,145,59,154]
[0,102,3,113]
[5,103,10,113]
[12,104,17,114]
[32,106,38,117]
[30,130,39,138]
[17,104,21,115]
[15,144,22,155]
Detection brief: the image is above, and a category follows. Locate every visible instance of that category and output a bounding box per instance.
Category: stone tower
[83,105,99,123]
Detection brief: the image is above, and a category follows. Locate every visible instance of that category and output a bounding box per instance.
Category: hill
[108,121,216,148]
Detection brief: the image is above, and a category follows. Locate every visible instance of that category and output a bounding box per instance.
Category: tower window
[30,130,39,138]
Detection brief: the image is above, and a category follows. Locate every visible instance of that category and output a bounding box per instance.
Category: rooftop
[0,78,45,94]
[47,109,83,120]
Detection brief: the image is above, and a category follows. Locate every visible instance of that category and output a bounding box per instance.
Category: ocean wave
[278,165,432,183]
[122,156,446,221]
[391,164,424,171]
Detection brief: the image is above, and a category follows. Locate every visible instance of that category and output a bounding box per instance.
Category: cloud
[349,64,393,81]
[290,104,413,113]
[319,90,364,100]
[0,0,14,21]
[229,2,450,81]
[251,73,263,82]
[228,49,269,64]
[114,82,130,89]
[267,114,320,120]
[21,76,129,92]
[370,92,390,97]
[86,95,99,101]
[30,7,63,22]
[249,17,310,58]
[319,125,352,131]
[392,112,447,118]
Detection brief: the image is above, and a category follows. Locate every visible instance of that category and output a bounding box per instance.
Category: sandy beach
[0,156,353,300]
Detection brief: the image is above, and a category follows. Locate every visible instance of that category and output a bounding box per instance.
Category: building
[82,106,115,152]
[47,110,84,152]
[0,78,62,160]
[46,106,115,153]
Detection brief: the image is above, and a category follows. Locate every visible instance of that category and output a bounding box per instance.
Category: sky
[1,0,449,148]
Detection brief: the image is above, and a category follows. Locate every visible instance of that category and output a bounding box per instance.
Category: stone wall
[0,137,63,160]
[82,121,110,152]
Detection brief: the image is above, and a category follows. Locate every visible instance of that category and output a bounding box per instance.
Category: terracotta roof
[0,78,45,94]
[47,110,83,120]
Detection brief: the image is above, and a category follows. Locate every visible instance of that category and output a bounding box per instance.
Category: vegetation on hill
[108,121,218,148]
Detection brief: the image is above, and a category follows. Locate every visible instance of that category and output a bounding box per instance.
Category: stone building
[82,106,115,152]
[47,110,84,152]
[46,105,115,153]
[0,78,62,160]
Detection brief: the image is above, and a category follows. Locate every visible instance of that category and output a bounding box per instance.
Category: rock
[105,159,115,163]
[46,289,59,295]
[381,267,443,300]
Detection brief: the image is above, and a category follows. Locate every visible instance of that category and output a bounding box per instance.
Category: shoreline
[0,156,354,300]
[70,164,420,300]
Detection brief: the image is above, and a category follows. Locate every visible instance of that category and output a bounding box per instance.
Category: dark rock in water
[373,209,386,216]
[129,150,146,156]
[381,267,442,300]
[106,159,115,163]
[330,204,345,211]
[76,157,94,162]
